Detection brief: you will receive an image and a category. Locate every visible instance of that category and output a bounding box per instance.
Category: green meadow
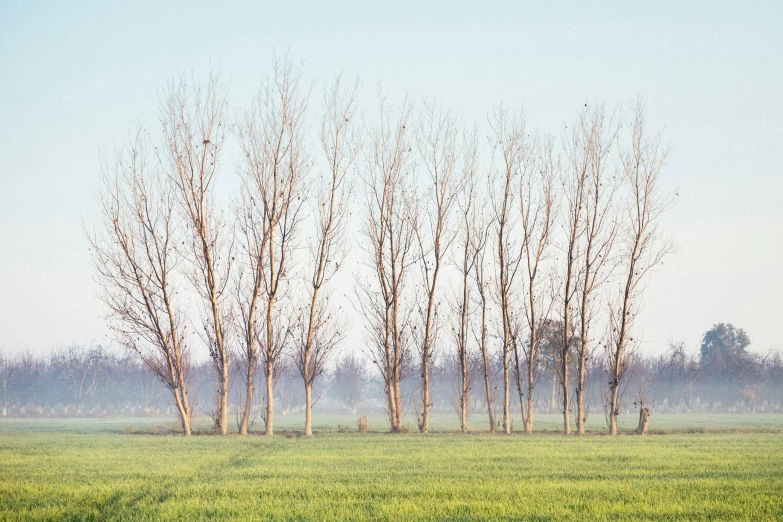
[1,414,782,520]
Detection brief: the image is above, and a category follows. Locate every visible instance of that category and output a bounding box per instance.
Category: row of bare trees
[89,58,355,437]
[88,57,675,436]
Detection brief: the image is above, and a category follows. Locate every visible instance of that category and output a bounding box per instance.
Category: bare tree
[0,352,15,417]
[237,56,309,436]
[518,136,558,434]
[233,160,268,434]
[357,92,417,433]
[606,102,674,435]
[559,105,619,434]
[471,205,495,432]
[452,128,480,432]
[558,114,589,434]
[575,106,620,435]
[89,130,193,435]
[414,101,461,433]
[162,71,233,434]
[294,76,358,436]
[489,106,526,435]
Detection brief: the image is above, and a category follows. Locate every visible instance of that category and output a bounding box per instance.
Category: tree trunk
[609,380,619,435]
[173,388,191,436]
[420,353,430,433]
[219,357,228,435]
[304,382,313,436]
[419,293,435,433]
[524,331,535,435]
[239,358,254,435]
[394,379,403,431]
[460,335,468,433]
[512,340,526,434]
[265,360,274,435]
[460,387,468,433]
[636,405,649,435]
[561,361,570,434]
[501,306,511,435]
[479,297,495,433]
[576,339,587,435]
[502,347,511,435]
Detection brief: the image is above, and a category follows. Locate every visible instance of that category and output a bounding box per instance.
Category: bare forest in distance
[1,325,781,429]
[5,57,777,437]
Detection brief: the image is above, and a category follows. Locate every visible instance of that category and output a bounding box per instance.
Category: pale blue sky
[1,1,782,355]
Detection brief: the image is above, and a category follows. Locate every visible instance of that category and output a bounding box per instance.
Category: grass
[3,411,782,435]
[1,415,782,520]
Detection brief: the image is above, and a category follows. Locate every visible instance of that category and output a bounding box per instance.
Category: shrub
[357,413,369,434]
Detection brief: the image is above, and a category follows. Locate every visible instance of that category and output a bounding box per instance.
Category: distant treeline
[2,323,780,427]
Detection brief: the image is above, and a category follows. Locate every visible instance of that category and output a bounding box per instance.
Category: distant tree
[535,319,575,413]
[662,340,700,412]
[329,353,370,415]
[0,352,15,417]
[700,323,753,409]
[54,345,105,415]
[700,323,751,371]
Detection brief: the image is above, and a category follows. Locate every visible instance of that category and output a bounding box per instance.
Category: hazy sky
[1,1,782,357]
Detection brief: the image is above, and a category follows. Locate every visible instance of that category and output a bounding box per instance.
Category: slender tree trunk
[265,359,274,435]
[479,302,495,433]
[239,357,254,435]
[502,320,511,435]
[304,383,313,436]
[384,307,397,430]
[524,307,536,435]
[420,351,431,433]
[512,339,526,432]
[577,335,588,435]
[459,278,469,433]
[460,378,468,432]
[561,304,572,434]
[265,288,276,436]
[609,376,620,435]
[421,328,431,433]
[302,288,320,437]
[419,256,440,433]
[392,298,403,432]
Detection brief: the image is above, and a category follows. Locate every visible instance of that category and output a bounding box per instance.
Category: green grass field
[1,415,782,520]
